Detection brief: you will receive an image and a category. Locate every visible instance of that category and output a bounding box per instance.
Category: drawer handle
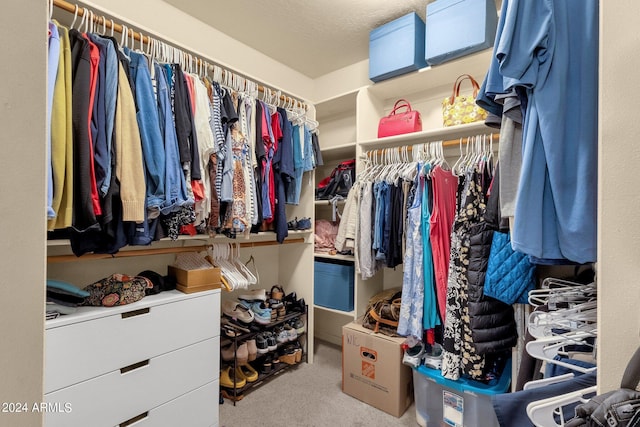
[120,359,149,374]
[120,411,148,427]
[121,307,150,319]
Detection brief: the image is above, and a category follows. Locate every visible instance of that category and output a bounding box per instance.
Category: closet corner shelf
[313,305,355,317]
[316,90,361,121]
[320,142,357,162]
[314,252,354,262]
[367,49,493,99]
[358,121,491,149]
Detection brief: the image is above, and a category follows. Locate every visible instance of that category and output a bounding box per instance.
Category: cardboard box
[342,321,413,417]
[167,265,221,287]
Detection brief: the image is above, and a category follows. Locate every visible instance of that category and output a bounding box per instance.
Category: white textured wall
[597,0,640,392]
[0,0,46,425]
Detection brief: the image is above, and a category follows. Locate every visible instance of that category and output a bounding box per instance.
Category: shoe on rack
[255,333,269,354]
[220,342,248,365]
[274,326,289,345]
[265,331,278,351]
[237,364,258,383]
[278,345,297,365]
[220,344,235,363]
[291,318,305,335]
[291,341,303,363]
[287,218,298,231]
[222,299,254,324]
[238,288,267,302]
[260,355,273,374]
[284,324,298,341]
[246,339,257,362]
[244,301,271,325]
[220,366,246,389]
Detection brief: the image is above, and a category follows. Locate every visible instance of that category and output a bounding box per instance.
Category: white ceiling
[164,0,433,79]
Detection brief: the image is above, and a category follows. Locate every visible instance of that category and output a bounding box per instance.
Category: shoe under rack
[219,306,308,405]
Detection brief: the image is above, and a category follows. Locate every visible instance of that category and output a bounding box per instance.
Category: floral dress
[441,169,487,380]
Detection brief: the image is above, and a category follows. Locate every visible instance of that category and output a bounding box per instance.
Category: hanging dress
[397,166,424,338]
[421,166,440,330]
[441,169,487,380]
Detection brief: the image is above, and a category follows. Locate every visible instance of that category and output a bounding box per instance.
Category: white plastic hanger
[526,330,597,374]
[70,5,79,30]
[526,385,597,427]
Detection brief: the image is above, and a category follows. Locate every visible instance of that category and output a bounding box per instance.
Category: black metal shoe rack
[219,306,308,405]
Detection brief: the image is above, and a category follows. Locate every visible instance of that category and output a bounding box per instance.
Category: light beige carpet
[219,339,417,427]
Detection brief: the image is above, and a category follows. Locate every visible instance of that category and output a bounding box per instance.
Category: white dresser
[44,290,220,427]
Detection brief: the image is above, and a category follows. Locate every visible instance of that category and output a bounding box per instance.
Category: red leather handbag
[377,99,422,138]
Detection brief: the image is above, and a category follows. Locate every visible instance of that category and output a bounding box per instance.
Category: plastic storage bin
[425,0,498,66]
[413,359,511,427]
[369,12,427,83]
[314,259,354,312]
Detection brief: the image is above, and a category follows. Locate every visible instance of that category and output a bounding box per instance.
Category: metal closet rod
[47,238,306,263]
[365,133,500,157]
[51,0,308,110]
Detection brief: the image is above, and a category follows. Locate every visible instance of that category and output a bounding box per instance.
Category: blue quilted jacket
[484,232,536,305]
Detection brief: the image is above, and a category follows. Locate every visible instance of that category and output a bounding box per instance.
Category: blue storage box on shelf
[369,12,427,83]
[425,0,498,66]
[314,259,354,312]
[413,358,511,427]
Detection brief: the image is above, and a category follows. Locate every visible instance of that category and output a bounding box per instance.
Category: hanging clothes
[477,0,598,264]
[429,165,458,324]
[421,167,440,330]
[49,21,73,231]
[398,167,425,338]
[441,169,488,381]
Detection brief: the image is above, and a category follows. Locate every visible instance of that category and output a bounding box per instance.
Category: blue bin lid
[415,358,512,395]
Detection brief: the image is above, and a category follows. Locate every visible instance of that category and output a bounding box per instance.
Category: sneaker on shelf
[238,288,267,302]
[296,217,311,230]
[255,333,269,354]
[237,364,258,383]
[287,218,298,231]
[246,302,271,325]
[291,318,305,335]
[274,326,289,345]
[402,341,425,369]
[222,300,254,324]
[284,324,298,341]
[265,331,278,351]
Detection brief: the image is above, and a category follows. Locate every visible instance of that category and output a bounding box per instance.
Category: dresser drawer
[45,291,220,393]
[45,336,219,427]
[114,380,219,427]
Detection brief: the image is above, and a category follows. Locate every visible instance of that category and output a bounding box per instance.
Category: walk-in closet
[0,0,638,426]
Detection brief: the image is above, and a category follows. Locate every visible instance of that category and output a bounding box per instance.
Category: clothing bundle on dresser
[46,20,320,256]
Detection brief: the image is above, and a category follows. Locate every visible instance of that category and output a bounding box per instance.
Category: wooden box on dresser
[44,289,221,427]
